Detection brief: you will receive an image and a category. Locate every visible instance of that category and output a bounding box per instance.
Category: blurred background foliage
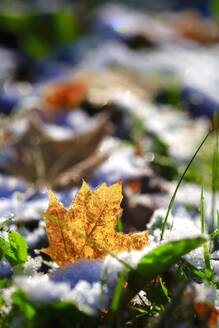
[0,0,218,58]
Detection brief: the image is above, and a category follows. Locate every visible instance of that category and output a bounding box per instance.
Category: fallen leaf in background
[42,67,157,115]
[52,152,108,190]
[84,67,158,108]
[169,10,219,45]
[41,180,149,266]
[4,112,110,188]
[42,74,92,112]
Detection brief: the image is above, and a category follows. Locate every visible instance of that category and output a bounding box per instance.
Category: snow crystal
[22,256,43,276]
[211,251,219,260]
[131,290,150,306]
[14,275,70,303]
[148,208,206,269]
[20,225,47,248]
[67,109,91,131]
[0,258,12,277]
[47,205,209,313]
[44,124,74,140]
[210,260,219,282]
[9,205,211,316]
[191,282,217,304]
[51,260,104,288]
[49,244,155,311]
[14,274,106,314]
[64,280,109,312]
[174,183,219,229]
[0,230,9,241]
[1,285,17,313]
[214,290,219,312]
[91,142,149,186]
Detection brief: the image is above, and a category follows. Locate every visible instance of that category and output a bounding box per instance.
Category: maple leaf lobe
[41,181,149,266]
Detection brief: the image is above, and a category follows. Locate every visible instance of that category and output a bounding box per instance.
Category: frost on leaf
[41,181,149,266]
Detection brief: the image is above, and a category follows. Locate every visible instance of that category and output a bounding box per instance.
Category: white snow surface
[148,208,206,269]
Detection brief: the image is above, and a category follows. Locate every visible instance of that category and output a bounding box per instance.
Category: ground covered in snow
[0,2,219,327]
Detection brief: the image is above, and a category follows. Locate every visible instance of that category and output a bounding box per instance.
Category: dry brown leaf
[41,180,149,266]
[5,112,110,188]
[85,67,157,108]
[42,75,91,112]
[41,67,160,115]
[171,11,219,45]
[52,151,108,190]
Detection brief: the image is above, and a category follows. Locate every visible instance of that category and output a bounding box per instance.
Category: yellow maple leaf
[41,181,149,266]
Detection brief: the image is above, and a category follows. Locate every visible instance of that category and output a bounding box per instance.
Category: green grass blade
[99,267,108,306]
[136,237,206,279]
[0,278,9,288]
[0,237,17,267]
[127,237,206,299]
[0,231,28,266]
[210,112,219,233]
[201,186,204,234]
[155,281,187,328]
[108,271,127,328]
[203,243,212,279]
[41,213,205,308]
[160,130,212,241]
[0,216,14,229]
[159,276,169,301]
[211,0,219,19]
[217,210,219,231]
[11,290,36,320]
[200,187,212,279]
[111,271,127,313]
[116,215,123,232]
[210,228,219,240]
[8,231,28,264]
[183,260,214,283]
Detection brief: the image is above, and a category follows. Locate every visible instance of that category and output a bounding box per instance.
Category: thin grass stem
[161,130,213,241]
[210,112,219,233]
[217,210,219,231]
[201,186,204,234]
[200,187,212,279]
